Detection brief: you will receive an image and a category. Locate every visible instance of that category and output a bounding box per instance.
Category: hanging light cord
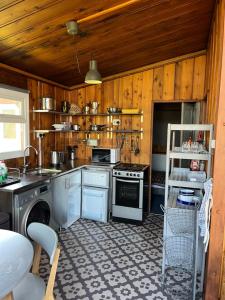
[73,35,82,76]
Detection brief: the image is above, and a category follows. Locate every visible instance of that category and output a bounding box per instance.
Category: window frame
[0,85,29,160]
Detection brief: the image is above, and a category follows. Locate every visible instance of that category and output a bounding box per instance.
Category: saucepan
[51,151,65,165]
[89,124,106,131]
[71,124,81,131]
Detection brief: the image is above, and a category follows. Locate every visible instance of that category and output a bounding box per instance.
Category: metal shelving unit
[32,109,144,135]
[162,123,214,299]
[32,109,143,116]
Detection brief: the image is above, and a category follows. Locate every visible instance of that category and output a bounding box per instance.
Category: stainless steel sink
[27,168,62,176]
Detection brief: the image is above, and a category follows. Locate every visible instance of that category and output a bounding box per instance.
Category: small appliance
[92,148,120,164]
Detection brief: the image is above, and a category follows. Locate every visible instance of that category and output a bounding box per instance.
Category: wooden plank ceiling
[0,0,215,87]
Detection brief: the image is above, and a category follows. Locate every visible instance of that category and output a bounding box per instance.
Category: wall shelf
[32,109,143,116]
[33,129,143,134]
[169,152,210,160]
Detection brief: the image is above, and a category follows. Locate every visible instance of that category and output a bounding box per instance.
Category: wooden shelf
[33,129,143,134]
[32,109,143,116]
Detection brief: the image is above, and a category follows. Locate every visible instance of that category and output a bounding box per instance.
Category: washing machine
[14,181,57,236]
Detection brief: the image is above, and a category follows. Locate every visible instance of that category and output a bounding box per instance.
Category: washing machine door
[24,200,50,236]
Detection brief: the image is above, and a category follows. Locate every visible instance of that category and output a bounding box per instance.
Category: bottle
[0,161,7,183]
[199,160,205,171]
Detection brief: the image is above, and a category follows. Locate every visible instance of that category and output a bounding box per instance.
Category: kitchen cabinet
[82,168,110,223]
[52,169,81,229]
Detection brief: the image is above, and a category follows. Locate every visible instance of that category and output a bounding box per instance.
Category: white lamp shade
[85,60,102,84]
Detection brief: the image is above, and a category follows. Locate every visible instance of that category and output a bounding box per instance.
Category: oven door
[113,177,143,208]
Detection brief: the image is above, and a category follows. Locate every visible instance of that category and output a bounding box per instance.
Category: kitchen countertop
[0,159,116,193]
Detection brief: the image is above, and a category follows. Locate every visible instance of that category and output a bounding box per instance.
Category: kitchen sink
[27,168,62,176]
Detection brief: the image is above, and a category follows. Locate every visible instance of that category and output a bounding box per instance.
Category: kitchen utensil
[135,136,140,155]
[40,97,56,110]
[52,124,65,130]
[89,124,106,131]
[71,124,80,131]
[61,122,71,130]
[83,105,90,114]
[61,101,70,113]
[50,151,65,165]
[107,107,121,114]
[67,146,77,160]
[69,104,82,115]
[91,101,99,109]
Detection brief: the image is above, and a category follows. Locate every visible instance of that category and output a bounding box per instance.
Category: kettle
[67,146,77,160]
[51,151,65,165]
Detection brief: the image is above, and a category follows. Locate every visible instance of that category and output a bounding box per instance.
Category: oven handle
[116,178,140,184]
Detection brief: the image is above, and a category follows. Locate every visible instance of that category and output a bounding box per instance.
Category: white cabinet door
[52,169,81,228]
[82,169,109,188]
[82,186,108,223]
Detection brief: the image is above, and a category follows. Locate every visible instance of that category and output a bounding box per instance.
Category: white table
[0,230,34,300]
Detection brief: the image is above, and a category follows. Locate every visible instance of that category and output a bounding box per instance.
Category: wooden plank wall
[205,0,225,126]
[204,0,225,299]
[68,54,206,164]
[2,52,206,168]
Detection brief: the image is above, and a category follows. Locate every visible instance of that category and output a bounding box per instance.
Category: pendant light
[85,59,102,84]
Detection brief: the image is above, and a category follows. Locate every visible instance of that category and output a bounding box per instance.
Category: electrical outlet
[112,119,121,126]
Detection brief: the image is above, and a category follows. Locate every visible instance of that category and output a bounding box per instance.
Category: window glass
[0,98,22,116]
[0,86,29,160]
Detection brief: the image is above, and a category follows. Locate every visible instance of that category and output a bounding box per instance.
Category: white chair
[13,223,60,300]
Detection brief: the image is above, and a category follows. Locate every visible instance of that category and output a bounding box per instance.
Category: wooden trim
[0,63,69,90]
[78,0,141,24]
[69,50,207,90]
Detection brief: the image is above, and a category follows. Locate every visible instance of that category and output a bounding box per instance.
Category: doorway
[150,102,200,215]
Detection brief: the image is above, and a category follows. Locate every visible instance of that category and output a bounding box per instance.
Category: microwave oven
[92,148,120,164]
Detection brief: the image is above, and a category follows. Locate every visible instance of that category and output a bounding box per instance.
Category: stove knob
[118,172,121,175]
[130,173,132,177]
[137,174,140,177]
[126,172,129,176]
[133,173,136,177]
[114,171,117,175]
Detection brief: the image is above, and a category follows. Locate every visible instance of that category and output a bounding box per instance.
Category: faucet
[22,145,38,174]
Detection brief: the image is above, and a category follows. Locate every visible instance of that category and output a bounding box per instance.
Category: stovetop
[113,163,148,172]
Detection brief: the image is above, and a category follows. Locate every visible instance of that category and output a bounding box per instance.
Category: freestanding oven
[112,163,149,222]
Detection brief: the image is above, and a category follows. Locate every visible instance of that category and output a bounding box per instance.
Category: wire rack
[164,235,194,271]
[164,207,197,235]
[162,266,194,300]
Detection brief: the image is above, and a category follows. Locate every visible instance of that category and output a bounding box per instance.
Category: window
[0,85,29,159]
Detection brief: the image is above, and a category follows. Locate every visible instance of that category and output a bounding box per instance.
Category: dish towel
[198,178,213,252]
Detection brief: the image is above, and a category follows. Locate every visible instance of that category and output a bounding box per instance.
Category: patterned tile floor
[40,214,193,300]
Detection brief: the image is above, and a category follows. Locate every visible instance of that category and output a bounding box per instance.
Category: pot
[72,124,80,131]
[83,105,90,114]
[91,101,99,109]
[40,97,56,110]
[107,107,121,114]
[89,124,105,131]
[50,151,65,165]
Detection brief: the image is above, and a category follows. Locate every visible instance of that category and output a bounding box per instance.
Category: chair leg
[32,243,42,275]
